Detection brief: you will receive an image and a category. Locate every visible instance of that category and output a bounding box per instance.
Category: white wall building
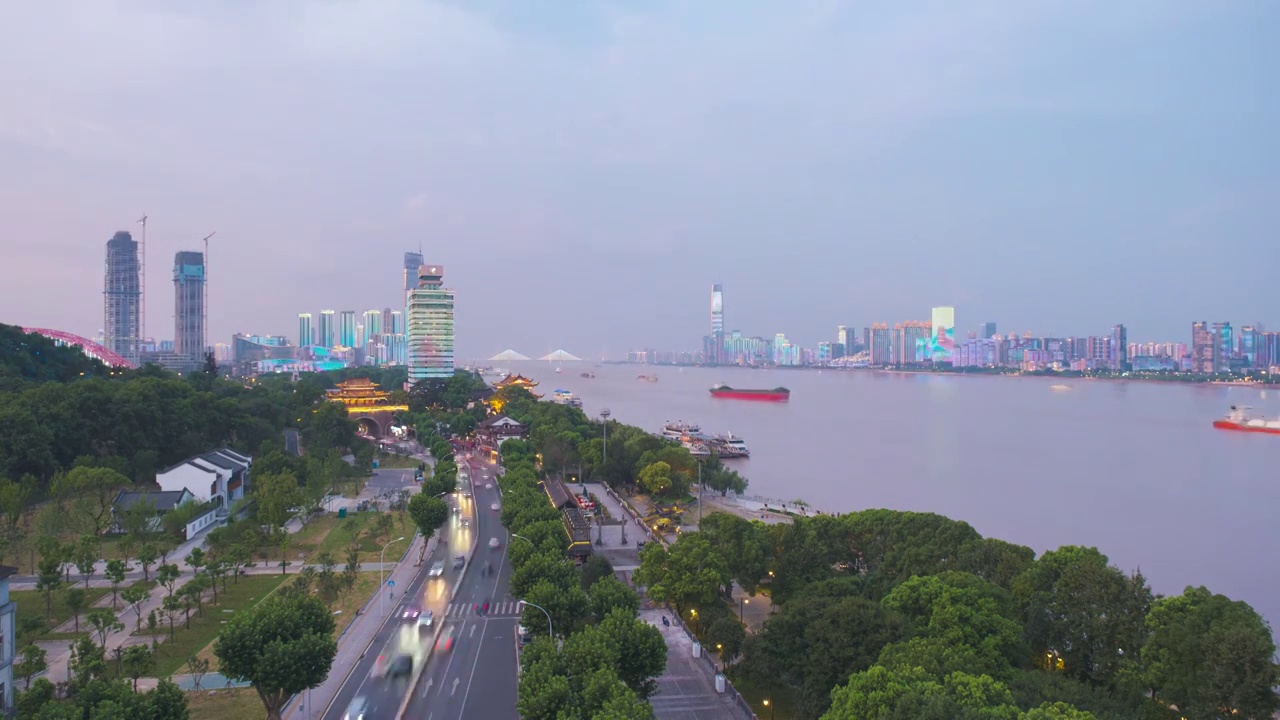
[406,264,455,383]
[155,448,251,510]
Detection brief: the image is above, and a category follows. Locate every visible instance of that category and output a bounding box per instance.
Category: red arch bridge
[21,327,136,368]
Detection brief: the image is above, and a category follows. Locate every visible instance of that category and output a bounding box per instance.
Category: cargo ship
[709,384,790,402]
[1213,405,1280,435]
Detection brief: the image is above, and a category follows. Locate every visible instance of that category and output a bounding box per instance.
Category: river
[497,360,1280,627]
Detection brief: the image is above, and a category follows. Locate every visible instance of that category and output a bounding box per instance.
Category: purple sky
[2,1,1277,360]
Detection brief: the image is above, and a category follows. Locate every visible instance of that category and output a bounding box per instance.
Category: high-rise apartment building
[403,252,424,295]
[407,264,455,382]
[870,323,892,365]
[930,306,956,362]
[709,284,725,364]
[1191,322,1213,373]
[298,313,314,347]
[981,322,997,339]
[1260,332,1280,369]
[173,251,205,365]
[1110,324,1128,371]
[104,231,142,363]
[339,311,357,348]
[318,310,336,348]
[364,309,383,339]
[1212,322,1232,373]
[1240,325,1259,368]
[389,310,403,335]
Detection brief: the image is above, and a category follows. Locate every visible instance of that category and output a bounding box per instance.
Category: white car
[488,537,501,549]
[491,503,500,511]
[429,561,444,577]
[418,610,434,629]
[485,483,493,489]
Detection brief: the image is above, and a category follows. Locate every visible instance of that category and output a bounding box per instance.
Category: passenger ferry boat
[681,437,711,457]
[710,433,749,458]
[662,421,701,440]
[637,374,659,382]
[552,390,583,408]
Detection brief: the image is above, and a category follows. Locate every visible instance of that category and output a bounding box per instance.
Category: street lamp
[517,599,554,639]
[739,597,748,622]
[600,409,611,482]
[763,698,774,719]
[379,536,407,617]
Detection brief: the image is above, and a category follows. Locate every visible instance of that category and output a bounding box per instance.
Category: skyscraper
[173,251,205,366]
[104,231,141,363]
[404,252,424,295]
[319,310,336,348]
[298,313,314,347]
[1110,324,1128,372]
[710,284,725,364]
[870,324,891,365]
[1240,325,1259,368]
[981,322,997,339]
[1212,322,1232,373]
[1191,322,1213,373]
[364,309,383,338]
[389,310,403,335]
[339,311,357,348]
[930,306,956,362]
[407,264,455,382]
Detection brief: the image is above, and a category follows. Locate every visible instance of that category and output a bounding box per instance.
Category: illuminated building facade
[298,313,313,347]
[407,264,455,382]
[709,284,725,364]
[1212,322,1232,373]
[319,310,336,349]
[930,306,956,362]
[339,310,357,348]
[326,378,408,438]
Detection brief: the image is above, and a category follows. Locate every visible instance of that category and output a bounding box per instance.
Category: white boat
[711,432,749,458]
[682,438,711,457]
[662,421,701,440]
[552,389,583,408]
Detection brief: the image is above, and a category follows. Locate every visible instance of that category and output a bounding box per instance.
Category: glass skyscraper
[319,310,336,348]
[407,264,455,381]
[339,311,357,348]
[298,313,314,347]
[173,251,205,366]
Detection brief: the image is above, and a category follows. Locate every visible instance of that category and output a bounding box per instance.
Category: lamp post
[763,698,774,719]
[379,536,406,617]
[739,597,749,621]
[600,408,610,481]
[518,599,554,640]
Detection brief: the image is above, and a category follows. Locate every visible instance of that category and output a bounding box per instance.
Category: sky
[2,0,1277,360]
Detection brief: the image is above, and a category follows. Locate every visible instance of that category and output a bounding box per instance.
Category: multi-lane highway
[323,454,518,720]
[401,454,520,719]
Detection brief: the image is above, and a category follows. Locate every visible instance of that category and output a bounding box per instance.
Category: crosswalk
[442,601,522,618]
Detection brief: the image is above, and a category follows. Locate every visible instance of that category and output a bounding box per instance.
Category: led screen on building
[930,306,956,362]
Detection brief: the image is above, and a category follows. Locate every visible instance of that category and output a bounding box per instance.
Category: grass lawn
[729,673,800,720]
[187,688,266,720]
[376,454,423,469]
[138,574,287,677]
[13,586,111,637]
[194,571,382,672]
[313,511,415,564]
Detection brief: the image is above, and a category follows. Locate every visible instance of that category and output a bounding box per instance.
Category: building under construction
[103,231,141,363]
[173,251,205,367]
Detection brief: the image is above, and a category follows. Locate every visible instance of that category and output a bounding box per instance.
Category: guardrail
[667,605,758,719]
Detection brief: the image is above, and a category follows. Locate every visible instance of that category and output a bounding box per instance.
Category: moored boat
[638,374,659,382]
[710,432,749,458]
[580,372,596,379]
[1213,405,1280,435]
[709,384,789,402]
[662,421,701,440]
[552,389,583,408]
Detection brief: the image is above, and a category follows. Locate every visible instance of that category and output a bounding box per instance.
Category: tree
[407,493,449,563]
[122,584,151,632]
[521,579,591,639]
[1140,586,1280,719]
[216,593,338,720]
[186,655,211,690]
[599,607,668,699]
[637,461,673,495]
[65,587,88,632]
[301,401,357,454]
[589,574,640,622]
[703,466,748,497]
[76,534,99,588]
[824,665,1023,720]
[86,608,123,648]
[1021,702,1098,719]
[136,543,158,583]
[104,559,127,609]
[15,643,47,689]
[580,554,615,591]
[157,563,181,597]
[698,512,772,592]
[633,533,730,613]
[53,465,132,539]
[19,615,47,645]
[122,644,156,691]
[1013,546,1152,686]
[705,616,747,664]
[35,555,62,618]
[253,471,303,530]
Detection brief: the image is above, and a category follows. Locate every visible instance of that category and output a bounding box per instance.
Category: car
[460,518,471,527]
[417,609,434,629]
[491,502,501,511]
[488,537,501,549]
[453,555,465,569]
[402,606,421,622]
[385,653,413,681]
[517,625,532,647]
[485,483,493,489]
[344,696,368,720]
[429,561,444,577]
[436,626,455,652]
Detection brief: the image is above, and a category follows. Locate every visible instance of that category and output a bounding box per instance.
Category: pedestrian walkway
[441,600,522,618]
[640,607,754,720]
[281,533,431,720]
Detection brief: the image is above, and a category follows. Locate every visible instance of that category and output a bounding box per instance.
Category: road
[324,454,518,720]
[400,454,520,720]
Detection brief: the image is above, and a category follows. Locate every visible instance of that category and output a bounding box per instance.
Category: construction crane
[202,232,216,358]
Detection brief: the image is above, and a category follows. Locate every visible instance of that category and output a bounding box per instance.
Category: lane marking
[456,618,489,714]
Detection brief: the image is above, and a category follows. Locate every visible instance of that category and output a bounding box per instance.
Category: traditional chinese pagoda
[325,378,408,437]
[494,373,543,399]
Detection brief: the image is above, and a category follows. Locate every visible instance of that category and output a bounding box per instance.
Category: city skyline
[3,3,1277,355]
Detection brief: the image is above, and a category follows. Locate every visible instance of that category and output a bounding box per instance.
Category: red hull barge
[1212,406,1280,434]
[709,385,790,402]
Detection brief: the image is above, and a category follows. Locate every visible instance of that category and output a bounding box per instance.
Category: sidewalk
[283,532,433,720]
[640,607,754,720]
